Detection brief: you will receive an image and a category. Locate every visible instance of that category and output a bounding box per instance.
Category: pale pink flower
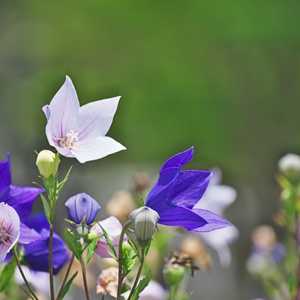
[96,267,118,298]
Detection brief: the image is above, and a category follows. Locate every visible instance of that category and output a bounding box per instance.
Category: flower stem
[56,254,75,300]
[49,223,55,300]
[127,251,145,300]
[117,222,130,299]
[80,258,90,300]
[13,248,39,300]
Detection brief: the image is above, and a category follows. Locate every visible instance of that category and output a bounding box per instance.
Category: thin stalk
[80,258,90,300]
[56,255,75,300]
[117,222,130,299]
[13,248,39,300]
[127,252,145,300]
[49,223,55,300]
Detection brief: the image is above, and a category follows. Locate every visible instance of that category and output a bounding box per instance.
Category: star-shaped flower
[43,76,126,163]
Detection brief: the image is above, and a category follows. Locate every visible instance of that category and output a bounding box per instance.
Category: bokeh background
[1,1,300,299]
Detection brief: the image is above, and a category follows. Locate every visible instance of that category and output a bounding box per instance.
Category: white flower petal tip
[43,76,126,163]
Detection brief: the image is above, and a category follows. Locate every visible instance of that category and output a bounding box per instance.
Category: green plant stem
[13,248,39,300]
[56,254,75,300]
[169,285,178,300]
[80,258,90,300]
[127,252,145,300]
[117,222,130,299]
[48,223,55,300]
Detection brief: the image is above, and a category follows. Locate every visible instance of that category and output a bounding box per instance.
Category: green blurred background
[1,1,300,299]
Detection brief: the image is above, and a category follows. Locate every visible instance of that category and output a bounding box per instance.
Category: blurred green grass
[0,1,300,180]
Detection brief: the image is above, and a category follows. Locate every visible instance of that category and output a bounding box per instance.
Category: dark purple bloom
[22,214,69,274]
[145,147,230,232]
[0,155,44,248]
[65,193,101,225]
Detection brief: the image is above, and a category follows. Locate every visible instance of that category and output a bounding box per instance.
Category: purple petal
[23,230,69,274]
[19,223,41,244]
[23,213,50,232]
[190,209,232,232]
[6,186,44,220]
[157,205,207,231]
[170,170,212,208]
[72,136,126,163]
[44,76,80,146]
[78,96,121,139]
[161,147,194,171]
[0,155,11,196]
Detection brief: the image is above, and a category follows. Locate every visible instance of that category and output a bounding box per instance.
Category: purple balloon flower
[0,155,44,248]
[0,203,20,262]
[65,193,101,225]
[42,76,126,163]
[145,147,230,232]
[22,214,70,275]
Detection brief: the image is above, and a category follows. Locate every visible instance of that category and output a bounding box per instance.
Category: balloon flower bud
[130,206,159,246]
[278,153,300,179]
[65,193,101,225]
[163,264,185,287]
[36,150,60,178]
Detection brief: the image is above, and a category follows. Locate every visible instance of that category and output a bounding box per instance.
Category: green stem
[117,222,130,299]
[49,223,55,300]
[80,258,90,300]
[56,255,75,300]
[127,252,145,300]
[13,248,39,300]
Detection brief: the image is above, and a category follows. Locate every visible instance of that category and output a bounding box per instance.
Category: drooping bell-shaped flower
[0,203,20,262]
[65,193,101,225]
[42,76,126,163]
[145,147,230,232]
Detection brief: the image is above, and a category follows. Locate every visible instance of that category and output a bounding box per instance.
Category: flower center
[0,221,13,246]
[58,130,79,150]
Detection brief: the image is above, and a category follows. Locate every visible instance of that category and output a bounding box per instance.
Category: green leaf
[122,243,137,276]
[64,229,83,260]
[57,272,78,300]
[57,166,73,193]
[0,258,17,292]
[40,194,51,223]
[86,238,98,264]
[129,271,151,300]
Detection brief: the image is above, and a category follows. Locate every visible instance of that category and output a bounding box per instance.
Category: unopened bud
[36,150,60,178]
[163,264,185,286]
[130,206,159,246]
[278,154,300,178]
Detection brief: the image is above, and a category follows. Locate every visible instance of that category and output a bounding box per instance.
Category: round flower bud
[65,193,101,225]
[278,153,300,178]
[130,206,159,246]
[36,150,60,178]
[163,264,185,287]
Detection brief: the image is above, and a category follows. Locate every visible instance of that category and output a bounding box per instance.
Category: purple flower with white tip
[0,203,20,262]
[65,193,101,225]
[43,76,126,163]
[91,216,123,258]
[144,147,230,232]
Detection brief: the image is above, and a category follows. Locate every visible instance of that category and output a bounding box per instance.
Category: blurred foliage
[0,1,300,180]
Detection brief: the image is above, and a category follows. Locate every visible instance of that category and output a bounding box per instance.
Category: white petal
[45,75,80,141]
[78,96,121,139]
[72,136,126,163]
[0,203,20,262]
[195,184,237,215]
